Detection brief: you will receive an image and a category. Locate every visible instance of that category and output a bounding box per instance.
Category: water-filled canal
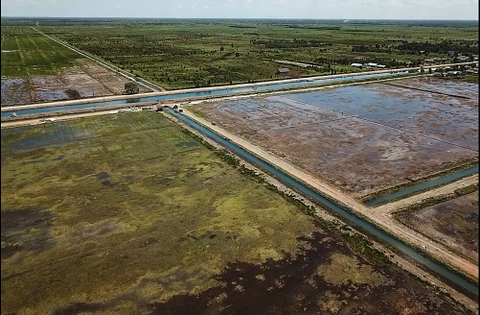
[167,108,478,297]
[2,71,408,118]
[364,165,479,206]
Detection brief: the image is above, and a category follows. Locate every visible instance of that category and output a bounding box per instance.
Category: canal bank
[163,107,478,299]
[364,164,479,206]
[2,71,412,118]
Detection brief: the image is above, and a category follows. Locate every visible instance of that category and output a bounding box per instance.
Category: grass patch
[340,230,391,266]
[2,111,324,314]
[1,26,84,78]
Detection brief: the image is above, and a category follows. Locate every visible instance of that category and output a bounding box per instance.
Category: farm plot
[1,26,149,106]
[395,191,478,263]
[1,112,471,315]
[190,78,478,197]
[286,78,479,151]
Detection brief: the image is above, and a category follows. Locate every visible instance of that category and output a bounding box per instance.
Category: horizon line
[1,16,479,21]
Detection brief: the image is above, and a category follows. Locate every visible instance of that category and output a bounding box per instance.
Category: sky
[1,0,478,20]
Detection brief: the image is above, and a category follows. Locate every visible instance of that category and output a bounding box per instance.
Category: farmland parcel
[1,112,472,314]
[1,26,149,106]
[189,77,478,197]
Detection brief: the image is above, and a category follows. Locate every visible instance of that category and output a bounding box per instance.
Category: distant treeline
[352,39,478,56]
[229,25,256,29]
[283,25,342,30]
[251,38,331,48]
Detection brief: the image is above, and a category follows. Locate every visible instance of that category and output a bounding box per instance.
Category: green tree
[124,82,139,95]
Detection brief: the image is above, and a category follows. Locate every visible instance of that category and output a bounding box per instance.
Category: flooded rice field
[1,113,473,315]
[287,78,478,151]
[389,77,479,99]
[190,77,478,197]
[396,191,479,263]
[2,123,93,151]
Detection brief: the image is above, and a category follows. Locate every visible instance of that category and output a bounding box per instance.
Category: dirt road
[31,27,163,92]
[374,175,478,215]
[0,110,119,128]
[180,107,479,282]
[3,61,477,112]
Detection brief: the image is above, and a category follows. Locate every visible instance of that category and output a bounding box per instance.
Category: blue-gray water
[2,71,407,118]
[167,108,478,297]
[365,165,479,206]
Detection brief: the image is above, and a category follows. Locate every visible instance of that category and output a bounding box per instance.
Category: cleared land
[396,191,478,263]
[34,20,478,89]
[1,26,149,106]
[1,112,472,315]
[190,77,478,197]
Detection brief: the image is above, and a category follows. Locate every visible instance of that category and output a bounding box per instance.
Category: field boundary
[31,27,161,92]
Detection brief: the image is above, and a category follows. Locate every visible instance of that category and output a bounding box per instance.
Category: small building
[367,62,378,67]
[276,68,289,75]
[351,63,363,68]
[376,64,386,68]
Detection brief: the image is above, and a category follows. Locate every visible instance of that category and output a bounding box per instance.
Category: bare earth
[1,59,150,106]
[390,186,478,263]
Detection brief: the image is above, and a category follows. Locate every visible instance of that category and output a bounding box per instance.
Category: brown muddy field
[1,113,472,315]
[1,59,150,106]
[396,191,479,263]
[190,78,478,197]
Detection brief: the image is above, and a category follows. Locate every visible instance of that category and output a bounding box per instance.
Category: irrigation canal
[364,165,479,206]
[166,108,479,298]
[2,71,408,118]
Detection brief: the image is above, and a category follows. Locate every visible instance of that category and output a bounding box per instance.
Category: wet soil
[1,78,32,106]
[4,123,92,152]
[1,208,55,259]
[1,59,151,106]
[396,191,479,262]
[192,80,478,196]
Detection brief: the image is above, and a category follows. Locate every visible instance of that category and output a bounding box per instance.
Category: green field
[34,20,478,89]
[1,112,471,314]
[0,112,317,313]
[1,26,83,77]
